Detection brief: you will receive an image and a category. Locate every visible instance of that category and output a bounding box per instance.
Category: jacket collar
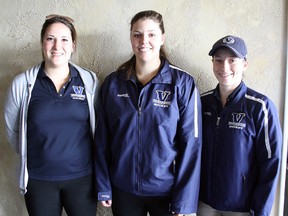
[213,81,247,103]
[69,62,98,95]
[118,59,174,85]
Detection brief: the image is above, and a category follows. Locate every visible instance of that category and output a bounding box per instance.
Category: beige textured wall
[0,0,286,215]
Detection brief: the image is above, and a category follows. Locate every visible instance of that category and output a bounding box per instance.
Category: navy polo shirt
[27,64,93,181]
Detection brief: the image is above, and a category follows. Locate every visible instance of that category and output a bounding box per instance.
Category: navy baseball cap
[208,35,247,59]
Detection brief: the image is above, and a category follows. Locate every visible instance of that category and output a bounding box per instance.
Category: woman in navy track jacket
[95,10,202,216]
[198,35,282,216]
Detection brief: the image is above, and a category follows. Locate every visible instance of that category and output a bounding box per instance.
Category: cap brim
[209,45,245,59]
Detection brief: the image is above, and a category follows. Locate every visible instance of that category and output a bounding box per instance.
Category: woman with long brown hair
[95,10,202,216]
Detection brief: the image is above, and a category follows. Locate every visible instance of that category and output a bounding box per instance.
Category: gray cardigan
[4,62,99,194]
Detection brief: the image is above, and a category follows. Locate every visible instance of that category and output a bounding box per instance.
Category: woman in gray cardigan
[4,14,99,216]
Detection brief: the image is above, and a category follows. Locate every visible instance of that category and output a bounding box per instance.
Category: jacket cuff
[98,191,112,201]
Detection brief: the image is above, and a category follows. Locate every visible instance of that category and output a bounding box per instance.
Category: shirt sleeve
[94,78,112,201]
[4,76,23,153]
[170,78,202,214]
[251,98,282,215]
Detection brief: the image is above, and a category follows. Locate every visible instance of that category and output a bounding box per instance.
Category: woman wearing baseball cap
[198,35,282,215]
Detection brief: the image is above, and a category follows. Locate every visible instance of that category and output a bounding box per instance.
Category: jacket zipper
[137,106,142,195]
[211,116,221,195]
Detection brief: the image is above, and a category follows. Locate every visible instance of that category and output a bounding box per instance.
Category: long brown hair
[117,10,170,78]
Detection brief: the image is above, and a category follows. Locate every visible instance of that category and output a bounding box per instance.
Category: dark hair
[40,15,77,44]
[117,10,170,77]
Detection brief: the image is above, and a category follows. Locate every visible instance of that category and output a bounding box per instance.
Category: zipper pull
[138,107,142,116]
[242,174,246,183]
[216,117,220,126]
[173,160,176,173]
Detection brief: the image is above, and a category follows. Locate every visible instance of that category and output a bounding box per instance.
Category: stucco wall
[0,0,286,215]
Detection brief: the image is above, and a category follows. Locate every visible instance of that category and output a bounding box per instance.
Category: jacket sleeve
[251,99,282,215]
[94,78,112,201]
[170,78,202,214]
[4,76,24,153]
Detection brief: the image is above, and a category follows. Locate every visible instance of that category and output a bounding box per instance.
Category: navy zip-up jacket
[95,60,202,214]
[200,82,282,216]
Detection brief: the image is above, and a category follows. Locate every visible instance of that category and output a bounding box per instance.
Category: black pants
[112,187,173,216]
[25,175,96,216]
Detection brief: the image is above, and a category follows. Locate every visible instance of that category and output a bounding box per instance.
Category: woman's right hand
[101,200,112,207]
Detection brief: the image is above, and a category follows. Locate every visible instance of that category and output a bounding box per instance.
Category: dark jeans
[25,175,96,216]
[112,187,173,216]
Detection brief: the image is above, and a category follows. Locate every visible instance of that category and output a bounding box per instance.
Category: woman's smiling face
[42,22,75,67]
[130,18,165,64]
[212,47,248,90]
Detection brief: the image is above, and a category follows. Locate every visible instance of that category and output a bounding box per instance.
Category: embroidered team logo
[153,90,171,108]
[117,93,129,98]
[223,36,235,44]
[228,112,246,129]
[71,85,86,100]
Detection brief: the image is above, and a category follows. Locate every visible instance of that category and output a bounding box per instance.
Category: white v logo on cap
[223,36,235,44]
